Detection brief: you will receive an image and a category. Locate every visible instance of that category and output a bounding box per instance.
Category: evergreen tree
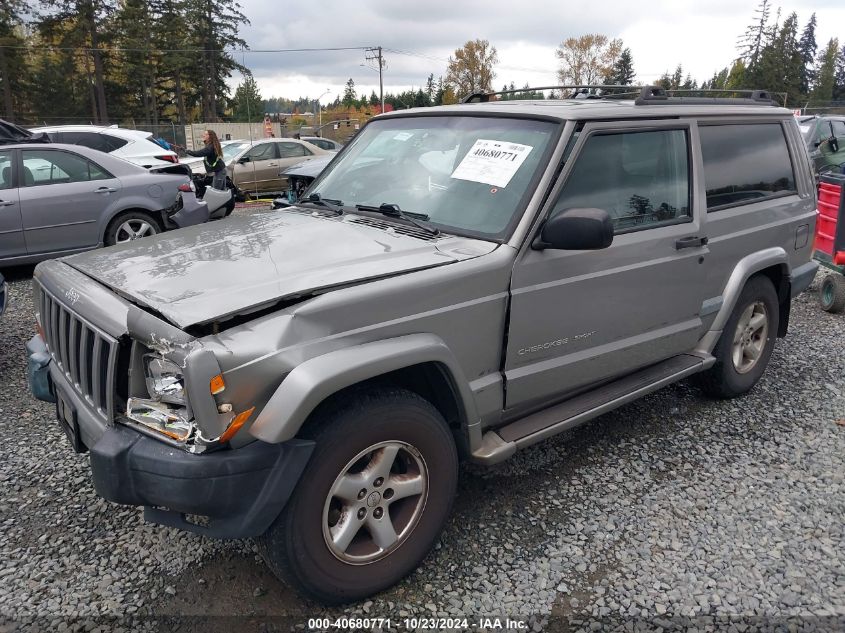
[38,0,115,123]
[607,48,635,85]
[434,76,445,105]
[342,78,356,107]
[797,13,817,96]
[186,0,248,121]
[232,74,262,121]
[726,59,746,89]
[425,73,435,102]
[811,39,840,105]
[0,0,27,120]
[765,12,802,105]
[737,0,771,69]
[834,45,845,101]
[116,0,159,125]
[154,0,196,125]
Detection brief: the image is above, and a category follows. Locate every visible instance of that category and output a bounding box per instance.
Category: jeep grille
[38,285,119,424]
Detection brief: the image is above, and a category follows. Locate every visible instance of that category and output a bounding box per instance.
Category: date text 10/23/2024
[308,617,529,630]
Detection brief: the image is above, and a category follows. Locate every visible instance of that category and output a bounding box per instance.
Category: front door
[505,121,709,412]
[18,149,119,255]
[231,142,280,195]
[0,149,25,260]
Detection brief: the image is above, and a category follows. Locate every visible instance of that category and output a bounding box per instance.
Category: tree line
[1,0,843,129]
[0,0,247,126]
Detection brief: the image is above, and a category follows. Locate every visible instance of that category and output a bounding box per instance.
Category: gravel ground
[0,223,843,631]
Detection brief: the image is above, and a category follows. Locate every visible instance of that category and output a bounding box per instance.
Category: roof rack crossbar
[635,86,780,106]
[459,85,784,107]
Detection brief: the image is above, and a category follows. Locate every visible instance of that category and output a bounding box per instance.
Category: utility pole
[365,46,385,112]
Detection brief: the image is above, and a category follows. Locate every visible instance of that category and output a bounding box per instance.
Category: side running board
[471,353,713,465]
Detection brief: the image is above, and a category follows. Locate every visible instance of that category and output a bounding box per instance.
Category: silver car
[0,143,199,266]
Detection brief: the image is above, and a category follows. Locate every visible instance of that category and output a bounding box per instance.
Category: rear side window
[832,120,845,137]
[278,142,310,158]
[102,133,129,151]
[699,123,796,211]
[61,131,111,153]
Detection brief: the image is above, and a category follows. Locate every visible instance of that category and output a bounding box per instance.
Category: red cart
[813,173,845,312]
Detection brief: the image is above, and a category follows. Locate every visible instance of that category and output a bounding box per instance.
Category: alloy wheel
[322,441,428,565]
[731,300,769,374]
[116,219,157,243]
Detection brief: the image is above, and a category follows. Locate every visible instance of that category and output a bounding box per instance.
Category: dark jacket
[185,144,225,174]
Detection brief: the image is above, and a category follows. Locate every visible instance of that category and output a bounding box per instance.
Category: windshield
[309,116,559,239]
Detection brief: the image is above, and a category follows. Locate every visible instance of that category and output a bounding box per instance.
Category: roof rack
[460,85,783,107]
[461,85,641,103]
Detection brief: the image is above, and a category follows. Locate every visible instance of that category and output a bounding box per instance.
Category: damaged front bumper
[26,328,313,540]
[91,425,314,539]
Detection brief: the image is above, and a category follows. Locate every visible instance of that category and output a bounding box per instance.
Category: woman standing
[184,130,227,190]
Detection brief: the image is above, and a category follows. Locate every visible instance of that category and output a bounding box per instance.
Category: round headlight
[144,355,186,405]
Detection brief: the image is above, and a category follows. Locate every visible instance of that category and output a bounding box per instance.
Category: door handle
[675,235,708,250]
[268,162,279,167]
[94,186,117,194]
[0,200,14,207]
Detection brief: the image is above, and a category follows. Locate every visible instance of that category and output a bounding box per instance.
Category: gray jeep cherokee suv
[27,86,818,604]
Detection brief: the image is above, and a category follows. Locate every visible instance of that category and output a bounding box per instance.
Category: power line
[0,44,375,53]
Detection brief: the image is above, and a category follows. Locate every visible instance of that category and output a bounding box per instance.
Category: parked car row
[31,125,181,169]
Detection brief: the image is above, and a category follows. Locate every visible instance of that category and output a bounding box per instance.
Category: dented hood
[63,209,495,328]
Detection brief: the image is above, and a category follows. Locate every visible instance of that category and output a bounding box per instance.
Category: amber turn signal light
[210,374,225,395]
[219,407,255,444]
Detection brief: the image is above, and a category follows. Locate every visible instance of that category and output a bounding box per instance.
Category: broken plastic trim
[126,397,194,442]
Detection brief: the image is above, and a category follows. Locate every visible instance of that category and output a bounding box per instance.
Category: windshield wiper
[354,203,440,236]
[298,193,344,215]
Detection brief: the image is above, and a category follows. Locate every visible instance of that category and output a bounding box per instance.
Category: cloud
[232,0,845,98]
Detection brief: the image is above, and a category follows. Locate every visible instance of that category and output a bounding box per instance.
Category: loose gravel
[0,237,843,632]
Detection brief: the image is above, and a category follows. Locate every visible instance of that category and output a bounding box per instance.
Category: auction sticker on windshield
[450,139,533,188]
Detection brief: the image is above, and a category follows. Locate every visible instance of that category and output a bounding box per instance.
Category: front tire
[105,211,162,246]
[696,275,779,399]
[257,388,458,604]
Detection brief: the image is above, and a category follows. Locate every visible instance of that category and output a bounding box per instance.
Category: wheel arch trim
[696,247,789,354]
[248,334,479,445]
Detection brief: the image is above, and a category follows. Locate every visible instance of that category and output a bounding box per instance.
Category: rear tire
[104,211,162,246]
[819,274,845,313]
[696,275,779,399]
[256,388,458,605]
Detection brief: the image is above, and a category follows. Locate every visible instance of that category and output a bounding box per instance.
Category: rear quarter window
[699,123,796,212]
[102,134,129,151]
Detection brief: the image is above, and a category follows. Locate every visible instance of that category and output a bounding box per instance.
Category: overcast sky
[234,0,844,105]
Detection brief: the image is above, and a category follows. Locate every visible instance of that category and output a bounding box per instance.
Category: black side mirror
[830,136,840,153]
[532,208,614,251]
[238,156,251,164]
